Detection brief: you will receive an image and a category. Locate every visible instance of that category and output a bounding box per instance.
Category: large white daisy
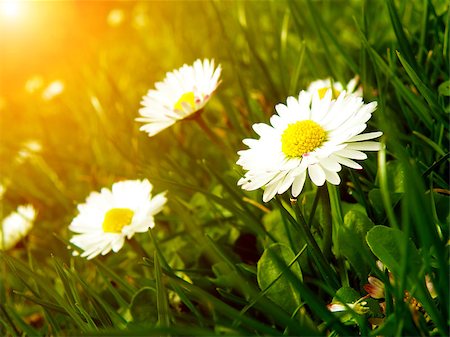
[137,59,221,137]
[237,90,382,202]
[1,205,36,250]
[307,76,362,99]
[69,179,167,259]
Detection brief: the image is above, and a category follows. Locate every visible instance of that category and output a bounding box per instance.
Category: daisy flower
[327,297,370,315]
[307,76,362,99]
[1,205,36,250]
[237,90,382,202]
[69,179,167,259]
[364,276,386,299]
[137,59,221,137]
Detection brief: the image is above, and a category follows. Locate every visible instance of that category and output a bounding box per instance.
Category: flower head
[1,205,36,250]
[307,76,362,99]
[237,90,382,202]
[364,276,385,299]
[69,179,167,259]
[327,299,370,315]
[137,59,221,137]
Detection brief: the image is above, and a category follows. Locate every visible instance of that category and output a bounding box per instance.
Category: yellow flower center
[317,87,340,99]
[281,120,326,157]
[102,208,134,233]
[174,92,196,111]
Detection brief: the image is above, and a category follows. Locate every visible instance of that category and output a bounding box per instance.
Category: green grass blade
[235,244,307,319]
[385,0,420,72]
[168,277,283,336]
[154,251,171,328]
[396,51,444,124]
[305,0,358,75]
[356,20,434,130]
[2,304,41,337]
[412,131,446,156]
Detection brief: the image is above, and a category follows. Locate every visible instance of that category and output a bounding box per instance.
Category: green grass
[1,0,448,336]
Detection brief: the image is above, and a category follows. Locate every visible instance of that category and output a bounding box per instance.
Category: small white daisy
[136,58,222,137]
[69,179,167,259]
[327,298,369,314]
[307,76,362,99]
[1,205,36,250]
[237,90,382,202]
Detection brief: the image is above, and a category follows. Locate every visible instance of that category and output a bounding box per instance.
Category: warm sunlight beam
[1,0,21,19]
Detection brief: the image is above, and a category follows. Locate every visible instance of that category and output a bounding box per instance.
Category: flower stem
[193,112,229,154]
[320,186,332,260]
[327,183,350,286]
[276,197,340,290]
[326,183,343,254]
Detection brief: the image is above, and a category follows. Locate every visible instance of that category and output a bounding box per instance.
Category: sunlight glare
[1,0,20,19]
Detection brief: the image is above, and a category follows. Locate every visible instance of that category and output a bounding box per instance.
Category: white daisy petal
[291,171,307,197]
[253,123,273,136]
[69,179,167,259]
[136,59,221,137]
[263,182,281,203]
[336,149,368,160]
[318,156,342,172]
[323,168,341,185]
[236,81,381,202]
[345,141,382,151]
[348,131,383,142]
[332,155,363,170]
[308,164,326,186]
[139,120,176,137]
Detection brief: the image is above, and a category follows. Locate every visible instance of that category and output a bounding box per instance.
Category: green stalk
[326,183,349,286]
[320,186,332,260]
[276,198,339,290]
[378,144,399,228]
[326,183,343,253]
[191,111,230,155]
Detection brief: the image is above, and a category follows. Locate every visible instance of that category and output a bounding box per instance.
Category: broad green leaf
[333,286,360,304]
[210,261,240,289]
[368,189,402,221]
[257,243,302,314]
[262,209,305,260]
[341,203,367,217]
[330,287,367,326]
[338,210,375,279]
[366,226,422,279]
[438,80,450,96]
